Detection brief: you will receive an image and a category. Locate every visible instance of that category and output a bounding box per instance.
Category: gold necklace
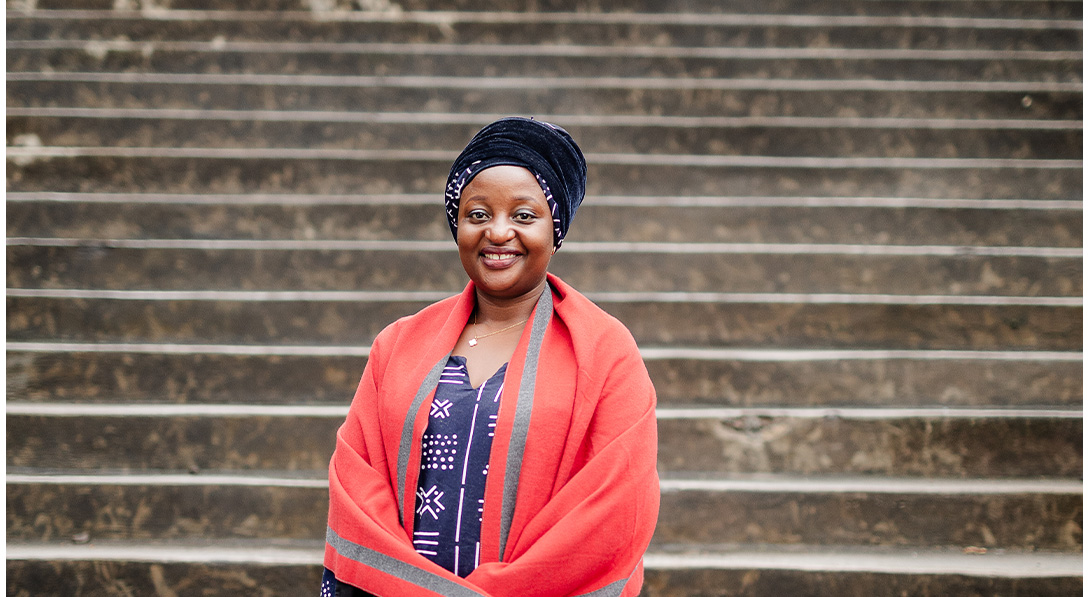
[468,316,530,347]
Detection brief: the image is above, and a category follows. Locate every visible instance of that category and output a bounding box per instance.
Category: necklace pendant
[468,338,478,347]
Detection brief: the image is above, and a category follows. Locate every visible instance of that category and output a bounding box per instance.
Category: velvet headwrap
[444,117,587,248]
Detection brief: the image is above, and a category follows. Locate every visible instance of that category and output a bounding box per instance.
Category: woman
[322,117,660,596]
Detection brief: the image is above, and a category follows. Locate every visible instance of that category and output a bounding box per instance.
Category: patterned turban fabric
[444,117,587,248]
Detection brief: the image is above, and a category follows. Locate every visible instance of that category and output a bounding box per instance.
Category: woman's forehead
[461,167,547,201]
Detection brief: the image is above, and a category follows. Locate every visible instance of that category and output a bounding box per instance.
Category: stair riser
[657,417,1082,477]
[6,560,325,597]
[9,415,1081,477]
[10,157,1080,200]
[11,0,1084,18]
[9,117,1082,161]
[9,246,1082,296]
[4,559,1082,597]
[7,201,1084,248]
[8,297,1081,350]
[9,351,1080,408]
[8,81,1080,120]
[10,50,1080,82]
[7,482,1081,549]
[642,567,1083,597]
[8,15,1082,51]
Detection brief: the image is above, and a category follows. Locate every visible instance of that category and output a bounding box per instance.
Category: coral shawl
[325,274,660,596]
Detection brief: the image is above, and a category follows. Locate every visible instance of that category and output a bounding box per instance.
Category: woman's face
[457,165,555,303]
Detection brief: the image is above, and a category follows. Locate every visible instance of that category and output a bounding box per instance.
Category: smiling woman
[322,118,660,597]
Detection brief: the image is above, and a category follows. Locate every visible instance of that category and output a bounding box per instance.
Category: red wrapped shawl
[325,274,660,596]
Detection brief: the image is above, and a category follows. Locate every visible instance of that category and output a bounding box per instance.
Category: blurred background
[6,1,1083,595]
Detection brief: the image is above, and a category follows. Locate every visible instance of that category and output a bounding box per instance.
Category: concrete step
[7,406,1081,477]
[8,349,1080,409]
[6,194,1082,247]
[655,410,1082,477]
[6,9,1082,51]
[8,244,1081,296]
[7,152,1081,199]
[9,1,1083,18]
[8,77,1081,121]
[6,473,1081,550]
[7,295,1081,350]
[9,114,1082,160]
[5,540,1083,596]
[9,45,1080,82]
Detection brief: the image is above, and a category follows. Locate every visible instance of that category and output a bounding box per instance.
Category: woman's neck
[472,281,546,326]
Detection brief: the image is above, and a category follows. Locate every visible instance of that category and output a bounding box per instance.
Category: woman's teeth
[485,253,516,261]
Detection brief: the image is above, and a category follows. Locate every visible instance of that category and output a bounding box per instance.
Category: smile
[483,253,518,261]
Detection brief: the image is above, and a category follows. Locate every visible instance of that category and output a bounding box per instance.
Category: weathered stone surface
[657,416,1083,477]
[642,565,1083,597]
[642,357,1082,408]
[7,415,341,472]
[6,352,369,405]
[8,156,1082,200]
[7,201,1084,248]
[8,296,1082,350]
[7,481,1081,549]
[11,48,1080,83]
[8,246,1081,296]
[8,80,1081,121]
[7,483,329,542]
[655,488,1083,550]
[6,553,1082,597]
[8,413,1081,477]
[11,116,1082,161]
[9,351,1081,408]
[7,557,325,597]
[10,0,1084,19]
[7,8,1082,49]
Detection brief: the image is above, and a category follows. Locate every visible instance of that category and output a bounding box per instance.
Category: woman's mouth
[481,251,520,268]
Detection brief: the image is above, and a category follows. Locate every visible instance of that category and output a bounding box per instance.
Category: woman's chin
[470,271,547,301]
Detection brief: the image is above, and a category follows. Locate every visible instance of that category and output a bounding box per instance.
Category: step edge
[6,108,1086,132]
[9,40,1083,62]
[7,342,1083,361]
[7,71,1084,92]
[6,401,1082,420]
[7,237,1084,257]
[6,9,1085,30]
[6,145,1084,170]
[5,541,1082,577]
[7,192,1083,210]
[6,472,1082,495]
[7,288,1083,306]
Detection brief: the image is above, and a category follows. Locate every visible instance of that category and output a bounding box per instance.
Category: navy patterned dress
[322,356,507,594]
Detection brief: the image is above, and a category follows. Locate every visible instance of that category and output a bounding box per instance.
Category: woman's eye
[467,210,488,220]
[514,212,537,222]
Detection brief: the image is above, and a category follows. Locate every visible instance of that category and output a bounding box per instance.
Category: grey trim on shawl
[328,525,631,597]
[326,526,486,597]
[497,283,553,561]
[572,565,638,597]
[397,353,452,524]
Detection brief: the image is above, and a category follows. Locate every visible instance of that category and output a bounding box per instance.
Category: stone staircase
[6,1,1082,595]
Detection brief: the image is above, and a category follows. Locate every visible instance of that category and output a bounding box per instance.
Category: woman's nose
[485,216,517,242]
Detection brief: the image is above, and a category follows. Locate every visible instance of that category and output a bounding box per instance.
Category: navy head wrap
[445,117,587,248]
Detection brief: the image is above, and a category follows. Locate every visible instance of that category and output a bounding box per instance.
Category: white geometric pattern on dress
[412,357,506,578]
[421,432,458,470]
[413,530,440,556]
[431,398,453,418]
[416,485,446,520]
